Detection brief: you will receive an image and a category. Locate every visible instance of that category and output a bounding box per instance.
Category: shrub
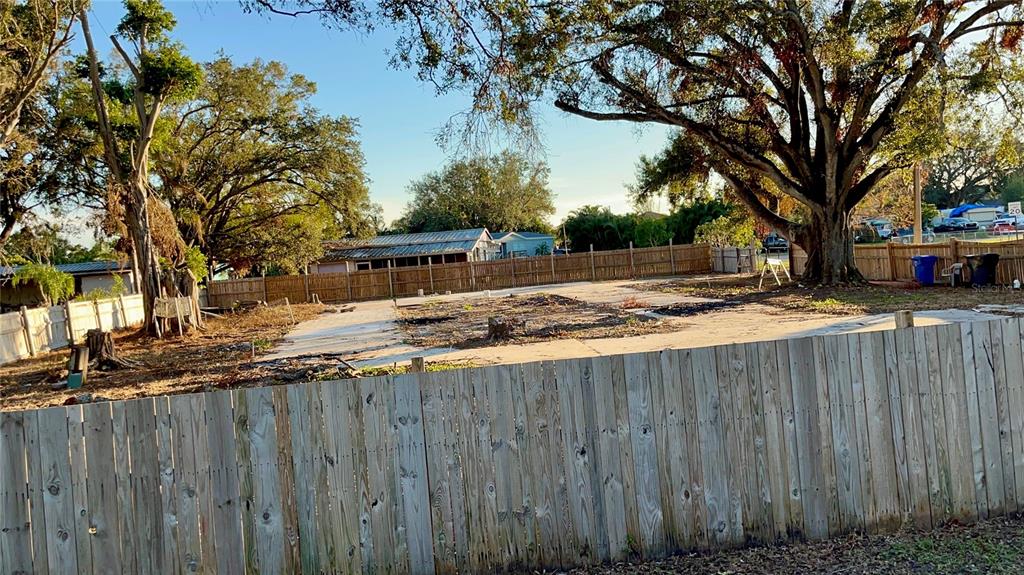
[12,263,74,306]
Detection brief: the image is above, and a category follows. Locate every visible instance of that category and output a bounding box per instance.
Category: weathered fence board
[208,243,716,307]
[4,317,1024,573]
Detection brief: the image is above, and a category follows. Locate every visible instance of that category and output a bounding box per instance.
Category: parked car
[933,217,980,233]
[990,218,1021,234]
[762,233,789,252]
[893,227,936,242]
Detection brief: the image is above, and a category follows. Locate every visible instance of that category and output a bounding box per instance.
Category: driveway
[265,278,1004,368]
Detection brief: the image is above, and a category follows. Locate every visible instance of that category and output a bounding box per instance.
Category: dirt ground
[0,303,333,413]
[641,275,1024,317]
[397,292,672,349]
[535,514,1024,575]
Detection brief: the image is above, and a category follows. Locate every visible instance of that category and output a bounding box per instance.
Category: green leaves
[139,44,203,99]
[11,262,74,306]
[116,0,177,43]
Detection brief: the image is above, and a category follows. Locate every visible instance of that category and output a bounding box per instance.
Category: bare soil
[532,514,1024,574]
[643,275,1024,317]
[0,303,332,413]
[397,293,673,349]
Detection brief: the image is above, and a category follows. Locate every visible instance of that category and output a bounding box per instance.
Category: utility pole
[913,162,923,244]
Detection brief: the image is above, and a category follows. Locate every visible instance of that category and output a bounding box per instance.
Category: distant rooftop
[322,228,493,261]
[491,231,553,241]
[0,260,131,278]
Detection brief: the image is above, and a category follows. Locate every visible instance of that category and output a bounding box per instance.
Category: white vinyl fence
[0,295,144,365]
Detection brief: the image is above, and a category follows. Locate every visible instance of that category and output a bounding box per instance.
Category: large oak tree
[248,0,1024,283]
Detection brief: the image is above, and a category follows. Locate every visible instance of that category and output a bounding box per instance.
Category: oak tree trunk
[126,178,163,334]
[796,209,864,285]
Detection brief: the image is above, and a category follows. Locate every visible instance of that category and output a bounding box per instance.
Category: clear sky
[79,0,673,227]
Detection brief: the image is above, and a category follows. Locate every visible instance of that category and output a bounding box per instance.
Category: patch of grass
[883,528,1024,574]
[252,337,274,353]
[359,360,477,377]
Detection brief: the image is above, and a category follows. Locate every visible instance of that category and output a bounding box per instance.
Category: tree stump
[487,316,525,341]
[85,329,141,370]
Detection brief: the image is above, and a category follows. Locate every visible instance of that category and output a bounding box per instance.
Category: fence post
[511,252,517,288]
[886,242,897,281]
[590,244,596,281]
[549,248,555,283]
[20,305,36,357]
[470,259,477,291]
[262,272,268,303]
[64,300,75,344]
[303,274,310,303]
[629,241,635,278]
[93,299,103,331]
[669,238,676,275]
[950,237,960,266]
[410,356,425,373]
[387,260,395,299]
[118,293,129,326]
[427,258,434,293]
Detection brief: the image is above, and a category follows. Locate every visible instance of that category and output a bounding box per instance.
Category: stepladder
[759,257,792,290]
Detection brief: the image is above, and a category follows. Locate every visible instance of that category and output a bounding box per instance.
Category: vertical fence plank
[936,324,977,521]
[846,334,876,533]
[83,402,124,574]
[289,383,331,573]
[555,359,600,563]
[170,394,204,573]
[824,334,864,533]
[453,368,487,570]
[744,342,774,542]
[508,363,539,567]
[0,411,33,575]
[248,387,285,574]
[126,398,163,574]
[1011,319,1024,511]
[271,387,302,573]
[882,330,913,525]
[360,376,402,572]
[23,409,49,574]
[579,358,611,561]
[154,397,180,573]
[420,372,458,573]
[959,322,990,519]
[623,353,666,555]
[654,350,695,549]
[521,362,557,566]
[590,356,629,560]
[690,345,731,545]
[788,338,828,539]
[205,391,245,575]
[988,321,1018,512]
[36,407,79,574]
[811,338,841,536]
[323,380,365,574]
[969,322,1006,515]
[773,340,805,538]
[713,345,746,544]
[859,331,899,531]
[67,406,94,574]
[920,326,952,524]
[111,401,138,575]
[395,374,436,574]
[756,341,789,541]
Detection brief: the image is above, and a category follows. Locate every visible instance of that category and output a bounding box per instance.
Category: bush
[694,213,758,248]
[76,274,127,302]
[12,263,74,306]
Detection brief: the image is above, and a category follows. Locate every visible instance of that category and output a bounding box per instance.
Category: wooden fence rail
[2,317,1023,573]
[207,243,714,308]
[791,238,1024,284]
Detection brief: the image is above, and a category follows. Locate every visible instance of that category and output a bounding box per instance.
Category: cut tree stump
[85,329,142,370]
[487,316,525,341]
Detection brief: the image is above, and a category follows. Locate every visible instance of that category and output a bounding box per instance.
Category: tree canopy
[154,57,374,275]
[560,199,735,252]
[394,151,554,234]
[248,0,1024,283]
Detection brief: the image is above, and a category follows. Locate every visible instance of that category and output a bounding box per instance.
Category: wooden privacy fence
[792,238,1024,284]
[0,295,144,366]
[207,243,713,307]
[3,318,1024,574]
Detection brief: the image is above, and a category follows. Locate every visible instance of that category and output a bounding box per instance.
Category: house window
[356,261,371,271]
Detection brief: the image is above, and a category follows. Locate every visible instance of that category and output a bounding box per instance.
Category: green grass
[252,337,273,353]
[359,360,477,377]
[883,530,1024,574]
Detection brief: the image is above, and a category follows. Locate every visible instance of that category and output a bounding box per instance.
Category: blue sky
[79,1,673,226]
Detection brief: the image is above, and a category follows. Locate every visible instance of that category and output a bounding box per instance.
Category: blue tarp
[949,204,989,217]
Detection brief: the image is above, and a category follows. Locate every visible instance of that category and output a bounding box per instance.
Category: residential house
[492,231,555,258]
[0,260,135,310]
[313,228,500,273]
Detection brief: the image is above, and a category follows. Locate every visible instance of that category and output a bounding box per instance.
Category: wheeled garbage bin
[911,255,938,286]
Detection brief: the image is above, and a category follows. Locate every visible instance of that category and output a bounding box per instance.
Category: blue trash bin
[911,255,938,286]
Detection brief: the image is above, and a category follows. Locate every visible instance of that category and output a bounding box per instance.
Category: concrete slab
[265,279,1007,369]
